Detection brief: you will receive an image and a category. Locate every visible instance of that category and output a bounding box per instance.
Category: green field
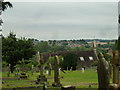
[2,69,99,88]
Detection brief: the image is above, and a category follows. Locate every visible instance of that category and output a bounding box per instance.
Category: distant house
[39,49,98,70]
[39,40,98,70]
[76,50,98,69]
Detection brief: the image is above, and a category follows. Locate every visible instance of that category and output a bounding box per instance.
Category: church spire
[93,36,96,51]
[93,37,98,60]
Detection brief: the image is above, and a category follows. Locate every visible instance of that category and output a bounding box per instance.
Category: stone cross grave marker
[111,51,120,84]
[52,55,62,87]
[47,63,52,76]
[97,52,110,89]
[36,51,47,84]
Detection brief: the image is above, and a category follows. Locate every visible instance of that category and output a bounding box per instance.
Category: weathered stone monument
[109,51,120,89]
[70,67,73,71]
[81,67,84,73]
[109,27,120,89]
[36,51,47,84]
[47,63,52,76]
[112,51,120,84]
[52,55,62,87]
[61,85,75,90]
[97,52,110,89]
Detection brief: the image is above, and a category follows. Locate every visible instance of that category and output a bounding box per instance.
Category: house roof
[39,50,98,63]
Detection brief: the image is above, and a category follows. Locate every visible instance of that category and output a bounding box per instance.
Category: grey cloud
[2,2,118,40]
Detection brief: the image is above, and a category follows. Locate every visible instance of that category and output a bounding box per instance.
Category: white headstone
[46,70,49,74]
[70,67,73,71]
[82,68,84,73]
[59,68,61,75]
[32,65,34,70]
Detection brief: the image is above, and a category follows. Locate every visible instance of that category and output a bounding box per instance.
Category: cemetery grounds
[2,68,99,89]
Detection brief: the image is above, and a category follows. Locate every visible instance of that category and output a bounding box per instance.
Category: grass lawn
[2,69,98,88]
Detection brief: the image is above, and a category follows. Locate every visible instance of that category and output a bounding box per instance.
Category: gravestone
[97,52,110,89]
[59,68,61,76]
[111,51,120,84]
[46,70,49,75]
[19,58,28,79]
[61,85,75,90]
[81,67,84,73]
[70,67,73,71]
[31,65,34,75]
[19,72,28,79]
[47,63,52,76]
[36,51,47,84]
[52,55,62,87]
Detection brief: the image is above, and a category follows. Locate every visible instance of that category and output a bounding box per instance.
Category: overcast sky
[2,2,118,40]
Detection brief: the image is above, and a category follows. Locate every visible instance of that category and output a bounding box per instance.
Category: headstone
[61,85,75,90]
[52,55,62,87]
[46,70,49,75]
[36,51,47,84]
[81,68,84,73]
[59,68,61,76]
[19,72,28,79]
[19,58,28,79]
[16,68,20,73]
[97,52,110,89]
[111,51,120,84]
[48,63,52,76]
[70,67,73,71]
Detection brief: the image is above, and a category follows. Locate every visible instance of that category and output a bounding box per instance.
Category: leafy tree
[34,41,50,53]
[1,1,13,11]
[97,47,112,61]
[62,52,77,70]
[2,32,36,73]
[50,45,66,52]
[91,61,98,67]
[62,42,68,46]
[73,46,91,51]
[115,36,120,51]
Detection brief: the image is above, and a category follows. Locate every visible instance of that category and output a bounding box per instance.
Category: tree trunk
[10,66,14,73]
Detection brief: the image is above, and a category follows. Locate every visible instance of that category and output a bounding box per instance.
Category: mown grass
[2,69,98,88]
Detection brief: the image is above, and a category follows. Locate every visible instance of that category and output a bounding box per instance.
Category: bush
[91,61,98,67]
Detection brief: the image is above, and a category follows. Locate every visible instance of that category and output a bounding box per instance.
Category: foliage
[46,56,63,69]
[73,46,91,51]
[34,41,69,53]
[1,1,13,11]
[115,36,120,51]
[2,61,8,67]
[47,56,54,66]
[91,61,98,67]
[34,41,50,53]
[49,45,66,52]
[62,42,68,46]
[96,47,112,61]
[62,52,77,70]
[2,32,36,73]
[98,44,114,49]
